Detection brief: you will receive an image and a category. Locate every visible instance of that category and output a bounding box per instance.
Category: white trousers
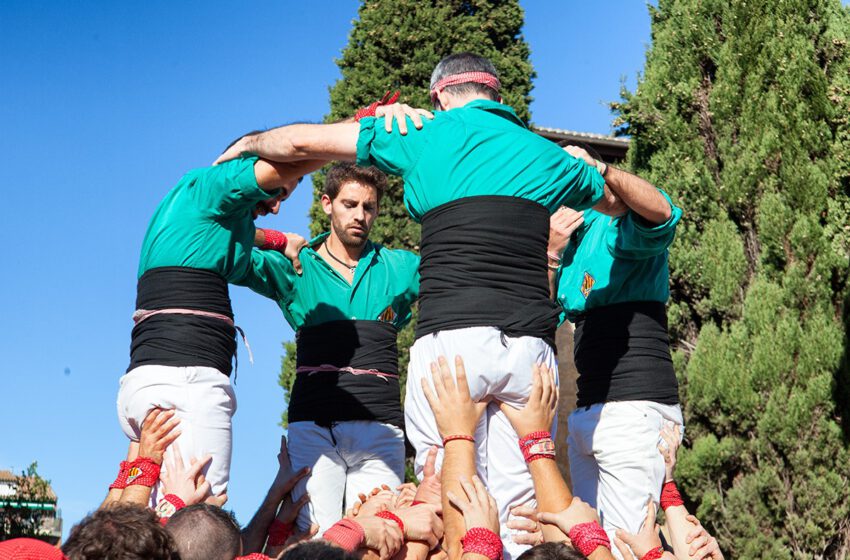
[287,420,405,534]
[404,327,558,560]
[568,401,683,557]
[116,365,237,505]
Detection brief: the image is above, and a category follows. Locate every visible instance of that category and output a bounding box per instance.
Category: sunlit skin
[318,180,380,278]
[253,177,299,219]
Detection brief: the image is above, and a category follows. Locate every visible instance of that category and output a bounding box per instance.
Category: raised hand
[160,442,213,506]
[138,408,181,465]
[282,233,308,275]
[537,496,600,535]
[395,503,444,549]
[507,504,543,546]
[413,446,442,508]
[358,515,405,560]
[421,355,487,439]
[685,515,724,560]
[613,500,663,560]
[548,206,584,256]
[445,475,500,534]
[497,362,558,438]
[375,103,434,135]
[658,423,682,483]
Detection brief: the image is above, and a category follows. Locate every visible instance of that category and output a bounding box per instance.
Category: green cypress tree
[279,0,535,425]
[614,1,850,557]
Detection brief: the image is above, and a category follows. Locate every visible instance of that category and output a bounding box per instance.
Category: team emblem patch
[126,466,143,484]
[580,272,595,298]
[378,306,397,323]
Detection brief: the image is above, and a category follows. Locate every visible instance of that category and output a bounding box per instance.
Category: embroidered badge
[378,306,397,323]
[126,466,143,484]
[580,272,595,298]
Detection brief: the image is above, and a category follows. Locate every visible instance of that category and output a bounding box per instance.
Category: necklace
[324,244,357,273]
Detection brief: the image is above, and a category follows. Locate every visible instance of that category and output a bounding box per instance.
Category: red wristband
[354,90,400,121]
[323,518,365,552]
[259,228,288,253]
[109,461,130,490]
[461,527,503,560]
[568,521,611,557]
[267,518,294,546]
[518,431,556,463]
[641,546,664,560]
[155,494,185,524]
[125,457,161,488]
[660,480,684,510]
[443,434,475,446]
[236,554,272,560]
[375,510,405,535]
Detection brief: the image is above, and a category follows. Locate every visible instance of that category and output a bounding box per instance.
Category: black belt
[573,301,678,406]
[128,267,236,375]
[416,196,560,347]
[288,320,403,428]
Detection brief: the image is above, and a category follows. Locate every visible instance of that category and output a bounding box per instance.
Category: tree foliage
[0,462,56,541]
[614,1,850,557]
[279,0,535,419]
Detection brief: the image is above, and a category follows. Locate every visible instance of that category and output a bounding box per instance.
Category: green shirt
[356,99,606,220]
[245,233,420,331]
[138,156,273,283]
[556,190,683,322]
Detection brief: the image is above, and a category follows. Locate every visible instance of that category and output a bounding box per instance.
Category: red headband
[430,71,502,103]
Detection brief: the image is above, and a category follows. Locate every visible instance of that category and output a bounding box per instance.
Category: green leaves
[619,0,850,556]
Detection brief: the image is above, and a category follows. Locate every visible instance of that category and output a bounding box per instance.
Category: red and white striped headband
[430,71,502,103]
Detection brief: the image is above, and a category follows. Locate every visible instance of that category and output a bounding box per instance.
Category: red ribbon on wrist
[258,228,288,253]
[568,521,610,557]
[375,510,405,535]
[125,456,161,488]
[641,546,664,560]
[267,518,294,546]
[443,434,475,446]
[236,554,272,560]
[461,527,503,560]
[109,461,130,490]
[323,518,365,552]
[660,480,684,510]
[354,91,400,121]
[518,431,556,463]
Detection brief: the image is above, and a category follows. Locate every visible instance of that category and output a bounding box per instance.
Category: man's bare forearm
[602,166,671,225]
[244,123,360,163]
[442,441,476,560]
[527,459,571,542]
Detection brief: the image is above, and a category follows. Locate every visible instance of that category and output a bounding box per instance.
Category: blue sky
[0,1,650,538]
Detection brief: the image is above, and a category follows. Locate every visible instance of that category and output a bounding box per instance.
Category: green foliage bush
[614,1,850,557]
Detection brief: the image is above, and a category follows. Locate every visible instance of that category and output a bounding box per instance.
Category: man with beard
[215,52,624,558]
[245,163,420,533]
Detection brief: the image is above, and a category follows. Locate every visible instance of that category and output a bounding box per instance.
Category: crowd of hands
[100,356,722,560]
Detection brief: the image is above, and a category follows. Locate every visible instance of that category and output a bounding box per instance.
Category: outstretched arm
[564,146,671,225]
[215,122,361,165]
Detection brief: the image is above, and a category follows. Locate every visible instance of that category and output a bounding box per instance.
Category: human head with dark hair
[321,162,387,249]
[429,52,501,110]
[61,504,176,560]
[281,541,359,560]
[164,503,242,560]
[223,129,304,220]
[516,542,589,560]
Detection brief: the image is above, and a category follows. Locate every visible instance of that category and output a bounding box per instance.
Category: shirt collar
[460,99,526,128]
[308,232,378,264]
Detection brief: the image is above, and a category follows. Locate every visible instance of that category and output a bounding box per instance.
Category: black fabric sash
[573,301,678,407]
[289,320,403,428]
[415,196,560,347]
[128,267,236,375]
